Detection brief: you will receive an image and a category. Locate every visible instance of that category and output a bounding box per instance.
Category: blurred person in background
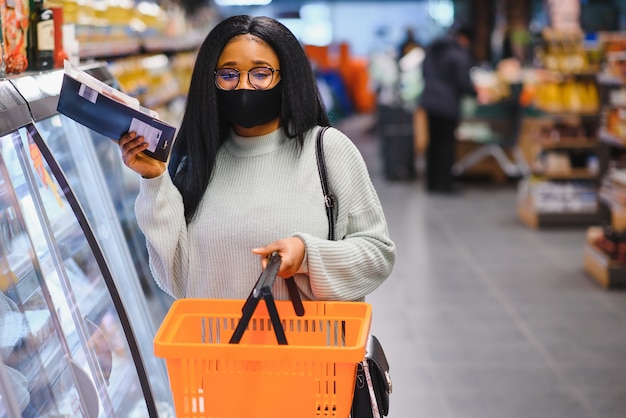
[420,23,483,193]
[399,27,421,58]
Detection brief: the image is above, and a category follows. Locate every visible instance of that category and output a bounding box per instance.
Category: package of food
[0,0,29,74]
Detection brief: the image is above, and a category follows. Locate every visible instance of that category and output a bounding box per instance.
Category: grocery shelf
[598,129,626,149]
[596,72,626,86]
[79,40,142,59]
[539,138,599,150]
[517,199,600,228]
[598,190,626,229]
[531,168,599,181]
[142,32,206,53]
[78,33,204,60]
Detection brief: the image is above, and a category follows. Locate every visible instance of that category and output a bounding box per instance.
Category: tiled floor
[338,114,626,418]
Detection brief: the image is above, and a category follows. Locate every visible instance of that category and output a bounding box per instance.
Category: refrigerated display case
[0,67,174,416]
[10,65,174,323]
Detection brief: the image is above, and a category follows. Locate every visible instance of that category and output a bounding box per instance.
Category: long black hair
[169,15,331,223]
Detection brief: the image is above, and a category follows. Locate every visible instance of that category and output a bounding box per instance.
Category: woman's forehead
[218,34,279,67]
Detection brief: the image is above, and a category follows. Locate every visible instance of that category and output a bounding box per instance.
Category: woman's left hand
[252,237,305,278]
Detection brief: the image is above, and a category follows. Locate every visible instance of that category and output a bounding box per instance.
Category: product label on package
[37,20,55,51]
[78,84,98,103]
[129,118,162,153]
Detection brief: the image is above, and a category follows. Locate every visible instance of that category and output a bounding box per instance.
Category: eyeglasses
[214,67,280,91]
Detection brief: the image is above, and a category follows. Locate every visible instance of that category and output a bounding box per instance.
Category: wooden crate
[517,199,600,228]
[598,191,626,230]
[583,243,626,288]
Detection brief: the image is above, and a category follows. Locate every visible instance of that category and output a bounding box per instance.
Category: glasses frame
[214,66,281,91]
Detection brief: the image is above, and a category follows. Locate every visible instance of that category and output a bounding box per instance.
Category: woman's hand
[117,132,166,179]
[252,237,305,278]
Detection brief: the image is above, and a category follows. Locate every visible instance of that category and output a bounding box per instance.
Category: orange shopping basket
[154,253,372,418]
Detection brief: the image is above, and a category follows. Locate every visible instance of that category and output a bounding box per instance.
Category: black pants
[425,113,458,191]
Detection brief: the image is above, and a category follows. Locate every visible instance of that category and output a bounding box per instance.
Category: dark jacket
[419,35,475,119]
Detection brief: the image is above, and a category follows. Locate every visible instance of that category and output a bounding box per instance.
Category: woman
[118,15,395,301]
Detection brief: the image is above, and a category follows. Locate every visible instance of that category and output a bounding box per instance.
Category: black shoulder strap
[315,126,336,241]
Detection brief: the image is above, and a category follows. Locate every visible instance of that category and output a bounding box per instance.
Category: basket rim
[153,299,372,363]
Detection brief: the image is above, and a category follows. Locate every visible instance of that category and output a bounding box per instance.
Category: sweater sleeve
[294,127,396,301]
[134,172,189,299]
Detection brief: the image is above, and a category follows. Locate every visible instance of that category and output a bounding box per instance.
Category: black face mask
[217,83,282,129]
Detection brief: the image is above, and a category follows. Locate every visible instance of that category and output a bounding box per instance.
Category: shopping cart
[154,253,372,417]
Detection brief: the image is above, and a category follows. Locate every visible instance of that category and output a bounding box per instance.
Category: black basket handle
[229,252,304,345]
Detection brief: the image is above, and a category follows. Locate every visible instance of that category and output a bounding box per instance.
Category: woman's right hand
[117,132,167,179]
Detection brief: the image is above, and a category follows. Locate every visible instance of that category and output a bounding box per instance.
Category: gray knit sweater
[135,126,395,301]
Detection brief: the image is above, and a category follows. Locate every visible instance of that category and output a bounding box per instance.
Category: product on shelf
[518,178,597,214]
[52,0,196,54]
[1,0,29,73]
[521,115,599,178]
[27,0,55,71]
[539,122,580,140]
[539,27,592,74]
[531,76,599,114]
[598,162,626,205]
[598,31,626,82]
[526,27,600,115]
[603,106,626,141]
[591,225,626,264]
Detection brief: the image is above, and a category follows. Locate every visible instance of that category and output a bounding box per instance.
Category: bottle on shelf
[27,0,54,71]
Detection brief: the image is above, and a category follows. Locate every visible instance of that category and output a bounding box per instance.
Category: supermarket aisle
[338,114,626,418]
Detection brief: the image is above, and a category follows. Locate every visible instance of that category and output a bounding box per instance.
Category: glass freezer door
[0,124,158,417]
[32,112,173,411]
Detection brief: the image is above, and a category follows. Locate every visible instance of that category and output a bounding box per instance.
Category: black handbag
[351,335,391,417]
[315,126,392,418]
